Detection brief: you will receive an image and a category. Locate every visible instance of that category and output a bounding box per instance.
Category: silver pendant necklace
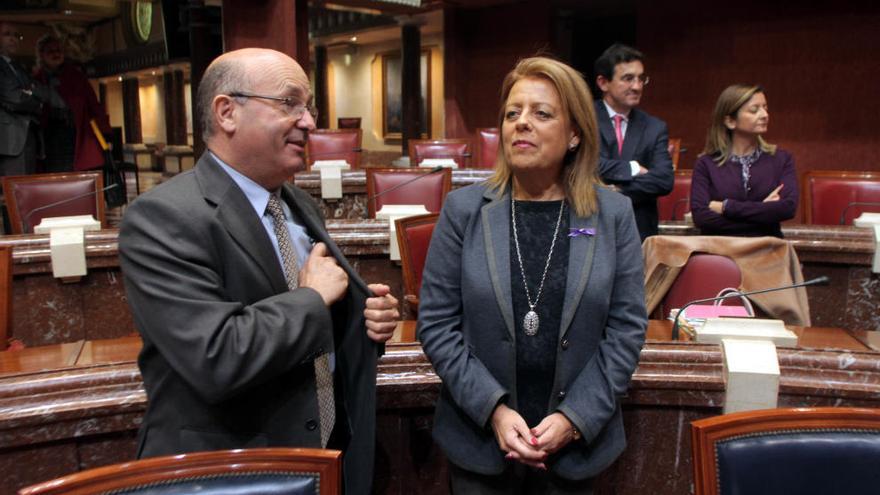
[511,194,565,336]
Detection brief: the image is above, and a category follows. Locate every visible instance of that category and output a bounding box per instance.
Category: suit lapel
[283,185,371,297]
[2,58,27,87]
[481,188,515,339]
[559,207,598,341]
[595,101,619,158]
[621,109,645,161]
[196,154,289,294]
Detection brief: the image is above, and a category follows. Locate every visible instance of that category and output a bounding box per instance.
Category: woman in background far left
[33,34,111,173]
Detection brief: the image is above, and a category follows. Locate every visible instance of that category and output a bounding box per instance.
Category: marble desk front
[1,321,879,494]
[1,222,877,348]
[0,222,396,347]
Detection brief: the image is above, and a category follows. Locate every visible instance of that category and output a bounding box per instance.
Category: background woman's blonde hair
[702,84,776,164]
[488,56,601,217]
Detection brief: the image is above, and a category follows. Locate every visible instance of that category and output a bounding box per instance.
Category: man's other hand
[364,284,399,343]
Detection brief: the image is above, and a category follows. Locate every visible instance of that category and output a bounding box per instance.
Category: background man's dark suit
[595,100,674,239]
[119,153,379,493]
[0,58,43,175]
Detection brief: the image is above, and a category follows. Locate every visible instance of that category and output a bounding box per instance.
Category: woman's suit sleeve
[417,195,508,429]
[557,201,647,443]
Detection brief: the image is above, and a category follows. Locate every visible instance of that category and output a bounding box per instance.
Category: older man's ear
[213,94,238,134]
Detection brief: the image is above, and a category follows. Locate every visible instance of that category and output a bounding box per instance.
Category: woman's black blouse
[509,199,570,428]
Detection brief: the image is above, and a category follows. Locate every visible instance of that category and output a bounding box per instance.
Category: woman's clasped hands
[490,403,579,470]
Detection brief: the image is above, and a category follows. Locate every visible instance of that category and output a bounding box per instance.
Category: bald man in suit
[119,48,399,495]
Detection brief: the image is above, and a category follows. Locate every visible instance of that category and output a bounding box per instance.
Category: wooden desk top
[387,319,872,351]
[0,320,872,377]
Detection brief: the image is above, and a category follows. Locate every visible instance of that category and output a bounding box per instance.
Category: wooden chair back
[18,448,342,495]
[337,117,361,129]
[365,167,452,218]
[1,172,105,234]
[474,128,500,169]
[307,129,363,169]
[657,169,693,221]
[659,253,742,318]
[0,246,11,352]
[692,407,880,495]
[668,137,682,169]
[395,213,439,315]
[408,138,473,168]
[802,170,880,225]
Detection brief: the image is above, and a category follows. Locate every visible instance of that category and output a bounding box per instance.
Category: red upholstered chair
[307,129,363,169]
[658,169,693,221]
[337,117,361,129]
[659,253,743,318]
[18,448,342,495]
[668,137,682,169]
[803,170,880,225]
[474,128,500,169]
[1,172,105,234]
[408,138,473,168]
[691,407,880,495]
[365,167,452,218]
[0,246,11,351]
[395,213,439,316]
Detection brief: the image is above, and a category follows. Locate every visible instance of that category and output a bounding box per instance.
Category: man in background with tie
[0,22,45,176]
[594,43,673,240]
[118,48,399,495]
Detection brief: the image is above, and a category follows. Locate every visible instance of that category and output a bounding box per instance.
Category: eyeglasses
[228,92,318,121]
[619,74,650,86]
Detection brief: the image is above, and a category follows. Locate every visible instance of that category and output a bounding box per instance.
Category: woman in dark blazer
[690,84,798,238]
[417,57,647,494]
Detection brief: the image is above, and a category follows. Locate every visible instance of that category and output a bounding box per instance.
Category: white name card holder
[721,338,780,414]
[873,225,880,274]
[696,317,798,347]
[375,204,430,261]
[853,212,880,228]
[419,158,458,169]
[312,160,351,199]
[33,215,101,280]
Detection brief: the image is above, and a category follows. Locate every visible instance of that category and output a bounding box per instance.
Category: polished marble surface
[2,321,880,494]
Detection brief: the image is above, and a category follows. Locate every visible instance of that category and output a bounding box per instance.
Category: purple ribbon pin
[568,228,596,237]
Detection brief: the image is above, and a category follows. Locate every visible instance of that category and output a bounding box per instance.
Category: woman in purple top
[690,84,797,238]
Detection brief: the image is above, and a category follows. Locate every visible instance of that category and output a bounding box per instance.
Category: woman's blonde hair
[487,56,601,217]
[702,84,776,164]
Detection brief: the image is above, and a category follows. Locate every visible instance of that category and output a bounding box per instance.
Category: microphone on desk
[670,275,831,341]
[366,165,446,208]
[839,202,880,225]
[21,183,120,233]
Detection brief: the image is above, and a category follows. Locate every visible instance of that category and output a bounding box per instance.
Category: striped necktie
[266,194,335,447]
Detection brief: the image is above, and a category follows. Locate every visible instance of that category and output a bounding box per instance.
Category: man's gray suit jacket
[119,153,378,494]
